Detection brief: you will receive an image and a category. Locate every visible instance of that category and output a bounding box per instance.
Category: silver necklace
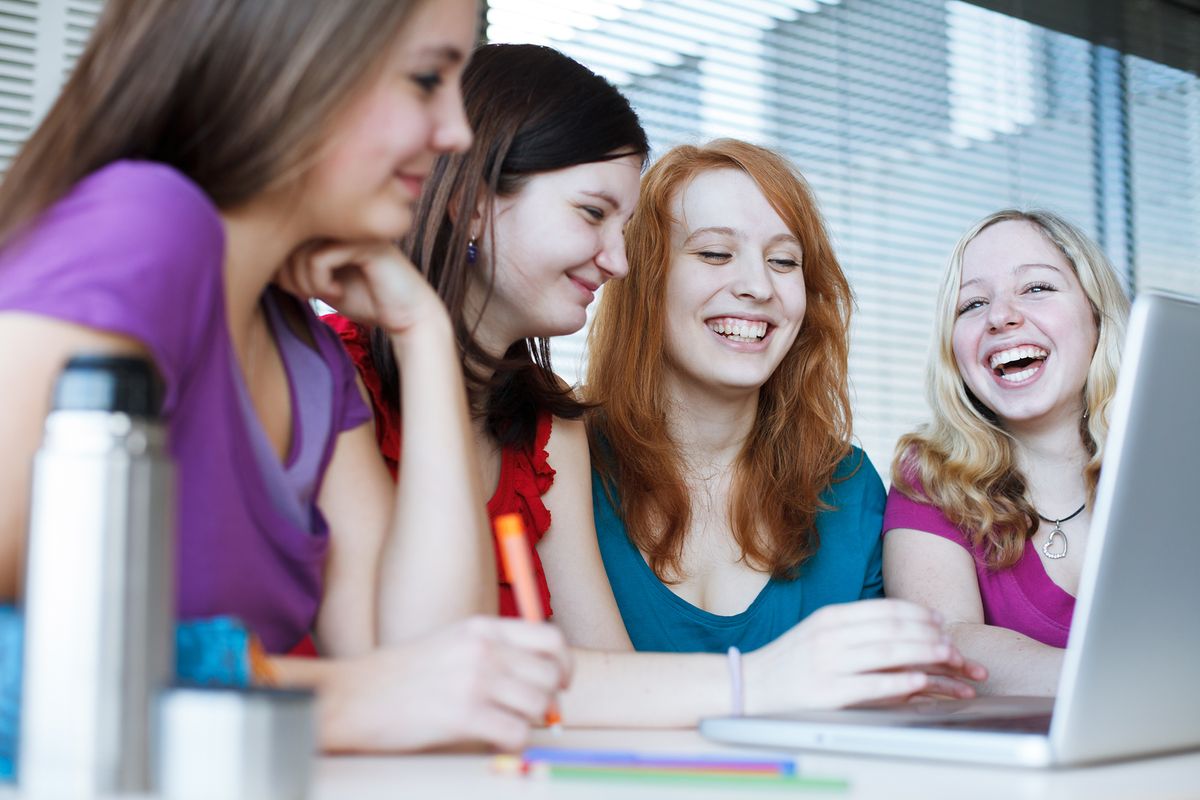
[1038,503,1086,560]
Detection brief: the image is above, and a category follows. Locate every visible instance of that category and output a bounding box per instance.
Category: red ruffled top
[323,314,555,618]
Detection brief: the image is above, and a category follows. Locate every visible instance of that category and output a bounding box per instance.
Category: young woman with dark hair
[0,0,568,752]
[324,43,647,643]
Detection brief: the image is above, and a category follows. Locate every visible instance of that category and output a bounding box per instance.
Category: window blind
[4,1,1196,477]
[487,0,1200,479]
[1127,56,1200,298]
[0,0,101,176]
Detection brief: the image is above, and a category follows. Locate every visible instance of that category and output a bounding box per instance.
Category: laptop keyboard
[913,714,1052,734]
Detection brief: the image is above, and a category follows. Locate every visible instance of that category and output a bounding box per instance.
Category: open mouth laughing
[988,344,1048,383]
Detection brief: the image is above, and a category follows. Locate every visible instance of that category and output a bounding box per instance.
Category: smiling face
[661,168,807,399]
[471,154,642,350]
[301,0,477,241]
[951,219,1099,432]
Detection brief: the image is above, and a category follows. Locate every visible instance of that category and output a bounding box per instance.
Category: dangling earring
[466,237,478,265]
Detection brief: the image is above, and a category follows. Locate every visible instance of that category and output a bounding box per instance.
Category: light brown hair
[587,139,855,582]
[0,0,424,246]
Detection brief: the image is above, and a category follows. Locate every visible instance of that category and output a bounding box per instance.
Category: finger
[463,706,532,753]
[492,644,565,697]
[811,599,943,629]
[362,267,409,334]
[819,618,948,652]
[835,641,959,676]
[963,658,989,682]
[481,668,556,725]
[909,674,977,700]
[833,671,930,708]
[896,659,983,684]
[282,242,329,298]
[483,619,573,682]
[294,241,368,300]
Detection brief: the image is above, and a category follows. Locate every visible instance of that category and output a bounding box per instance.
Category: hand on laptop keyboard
[741,598,988,713]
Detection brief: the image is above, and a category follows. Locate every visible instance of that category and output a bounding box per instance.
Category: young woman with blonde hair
[884,209,1129,695]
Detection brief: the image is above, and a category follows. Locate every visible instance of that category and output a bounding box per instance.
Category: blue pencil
[521,747,797,775]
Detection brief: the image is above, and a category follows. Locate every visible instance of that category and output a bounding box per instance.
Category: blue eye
[957,298,986,315]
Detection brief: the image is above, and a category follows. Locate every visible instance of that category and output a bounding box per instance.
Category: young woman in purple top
[0,0,569,752]
[883,209,1129,695]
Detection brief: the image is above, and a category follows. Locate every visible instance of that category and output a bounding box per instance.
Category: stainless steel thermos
[19,354,175,796]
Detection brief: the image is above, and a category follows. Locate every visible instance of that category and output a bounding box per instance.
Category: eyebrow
[582,190,624,211]
[959,262,1064,290]
[765,233,801,247]
[682,227,799,248]
[683,226,738,244]
[416,46,466,64]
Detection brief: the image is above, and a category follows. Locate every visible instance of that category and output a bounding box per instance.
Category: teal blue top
[593,448,885,653]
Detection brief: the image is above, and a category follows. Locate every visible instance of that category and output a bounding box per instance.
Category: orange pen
[494,512,563,731]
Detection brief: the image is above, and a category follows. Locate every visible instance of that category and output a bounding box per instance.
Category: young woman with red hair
[585,139,986,701]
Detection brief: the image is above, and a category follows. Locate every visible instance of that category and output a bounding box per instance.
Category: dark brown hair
[587,139,855,582]
[366,43,649,447]
[0,0,423,247]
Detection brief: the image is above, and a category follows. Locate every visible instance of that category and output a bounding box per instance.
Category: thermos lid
[52,354,164,418]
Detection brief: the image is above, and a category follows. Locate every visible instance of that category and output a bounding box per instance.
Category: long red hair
[586,139,854,582]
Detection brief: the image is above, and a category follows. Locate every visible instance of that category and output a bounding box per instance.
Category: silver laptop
[701,291,1200,767]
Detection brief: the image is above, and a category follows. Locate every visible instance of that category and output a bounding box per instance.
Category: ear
[447,190,488,239]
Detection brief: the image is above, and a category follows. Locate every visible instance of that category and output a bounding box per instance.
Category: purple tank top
[0,161,371,652]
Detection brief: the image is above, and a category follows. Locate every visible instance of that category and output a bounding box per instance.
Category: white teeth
[1000,367,1038,382]
[989,345,1048,369]
[707,317,768,341]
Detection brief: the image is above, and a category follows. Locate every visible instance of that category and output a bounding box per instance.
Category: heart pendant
[1041,529,1068,559]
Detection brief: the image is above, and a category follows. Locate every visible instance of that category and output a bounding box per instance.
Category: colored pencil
[493,513,562,729]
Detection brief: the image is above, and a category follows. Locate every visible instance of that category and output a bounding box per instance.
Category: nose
[432,86,473,154]
[595,226,629,280]
[730,256,773,301]
[986,295,1023,331]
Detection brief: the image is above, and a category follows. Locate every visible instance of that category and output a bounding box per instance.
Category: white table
[311,728,1200,800]
[2,728,1195,798]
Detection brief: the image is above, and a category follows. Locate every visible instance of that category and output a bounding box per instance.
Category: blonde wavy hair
[892,209,1129,570]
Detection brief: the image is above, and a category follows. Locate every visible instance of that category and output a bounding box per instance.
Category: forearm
[559,649,731,728]
[377,318,496,642]
[946,622,1064,695]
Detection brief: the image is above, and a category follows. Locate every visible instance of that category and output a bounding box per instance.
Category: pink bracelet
[727,646,744,716]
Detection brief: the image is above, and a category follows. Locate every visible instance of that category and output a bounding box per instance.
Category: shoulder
[2,160,224,293]
[882,482,973,549]
[0,162,227,391]
[64,161,222,253]
[829,446,886,504]
[531,410,571,486]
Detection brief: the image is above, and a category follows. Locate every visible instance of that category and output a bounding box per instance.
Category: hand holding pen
[495,513,565,732]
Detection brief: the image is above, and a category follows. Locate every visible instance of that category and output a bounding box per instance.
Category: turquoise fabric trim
[0,609,256,782]
[594,447,886,653]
